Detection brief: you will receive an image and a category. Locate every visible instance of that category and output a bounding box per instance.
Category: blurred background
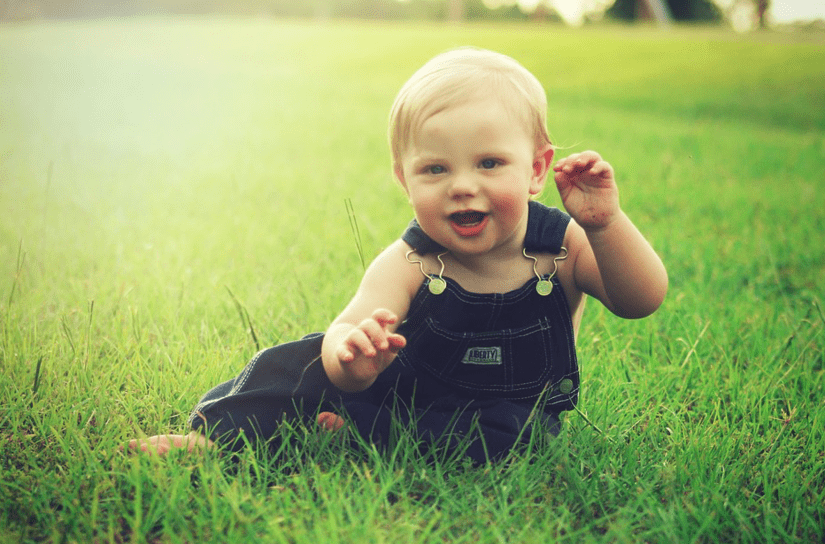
[1,0,823,32]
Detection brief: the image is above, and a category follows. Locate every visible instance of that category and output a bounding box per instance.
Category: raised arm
[553,151,668,319]
[321,240,421,392]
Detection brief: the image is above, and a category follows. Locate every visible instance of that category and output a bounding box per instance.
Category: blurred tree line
[1,0,727,23]
[606,0,720,21]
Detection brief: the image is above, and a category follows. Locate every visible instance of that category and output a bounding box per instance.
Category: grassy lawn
[1,17,823,543]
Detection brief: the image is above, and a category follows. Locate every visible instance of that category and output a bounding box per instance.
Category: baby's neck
[441,249,537,294]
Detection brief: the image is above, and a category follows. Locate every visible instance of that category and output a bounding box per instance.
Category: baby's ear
[530,144,555,194]
[394,164,408,192]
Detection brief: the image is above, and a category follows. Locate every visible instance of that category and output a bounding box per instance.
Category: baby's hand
[553,151,620,231]
[335,309,406,386]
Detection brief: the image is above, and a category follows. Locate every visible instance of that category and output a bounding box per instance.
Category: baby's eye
[480,159,499,170]
[426,165,446,175]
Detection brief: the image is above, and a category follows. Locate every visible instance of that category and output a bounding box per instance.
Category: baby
[130,48,667,462]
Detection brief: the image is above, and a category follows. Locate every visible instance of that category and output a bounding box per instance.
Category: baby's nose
[447,173,480,198]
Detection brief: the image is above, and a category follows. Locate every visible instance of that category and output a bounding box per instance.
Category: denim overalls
[189,201,579,462]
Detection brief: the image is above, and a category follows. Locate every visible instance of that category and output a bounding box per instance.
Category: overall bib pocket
[401,316,557,399]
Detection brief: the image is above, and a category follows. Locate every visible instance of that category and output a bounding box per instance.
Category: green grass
[1,17,824,543]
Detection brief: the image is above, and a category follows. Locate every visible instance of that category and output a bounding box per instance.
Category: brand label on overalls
[461,346,503,365]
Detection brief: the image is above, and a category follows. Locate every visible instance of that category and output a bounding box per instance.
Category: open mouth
[450,211,487,226]
[449,211,489,237]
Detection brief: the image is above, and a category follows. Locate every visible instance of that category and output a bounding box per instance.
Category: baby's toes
[317,412,346,432]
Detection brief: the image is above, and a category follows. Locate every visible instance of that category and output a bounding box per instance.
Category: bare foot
[317,411,346,432]
[126,431,214,455]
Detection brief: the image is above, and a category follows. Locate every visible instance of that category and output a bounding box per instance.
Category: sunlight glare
[515,0,612,26]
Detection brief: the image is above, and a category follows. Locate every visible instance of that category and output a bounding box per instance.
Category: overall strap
[401,201,571,255]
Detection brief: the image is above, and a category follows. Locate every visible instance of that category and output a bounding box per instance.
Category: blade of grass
[345,198,366,271]
[31,356,43,403]
[61,315,77,358]
[225,286,260,351]
[83,300,94,371]
[7,238,25,308]
[680,320,710,368]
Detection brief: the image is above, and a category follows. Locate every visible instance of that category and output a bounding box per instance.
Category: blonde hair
[389,48,551,169]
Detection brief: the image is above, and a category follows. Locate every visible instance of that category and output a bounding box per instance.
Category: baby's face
[395,97,546,257]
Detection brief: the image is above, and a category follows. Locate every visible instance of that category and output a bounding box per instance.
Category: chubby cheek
[409,191,443,226]
[490,183,528,218]
[497,190,524,211]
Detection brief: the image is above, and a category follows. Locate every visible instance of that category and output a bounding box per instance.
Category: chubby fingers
[370,308,399,330]
[372,309,406,348]
[373,310,407,346]
[336,309,405,362]
[553,151,612,177]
